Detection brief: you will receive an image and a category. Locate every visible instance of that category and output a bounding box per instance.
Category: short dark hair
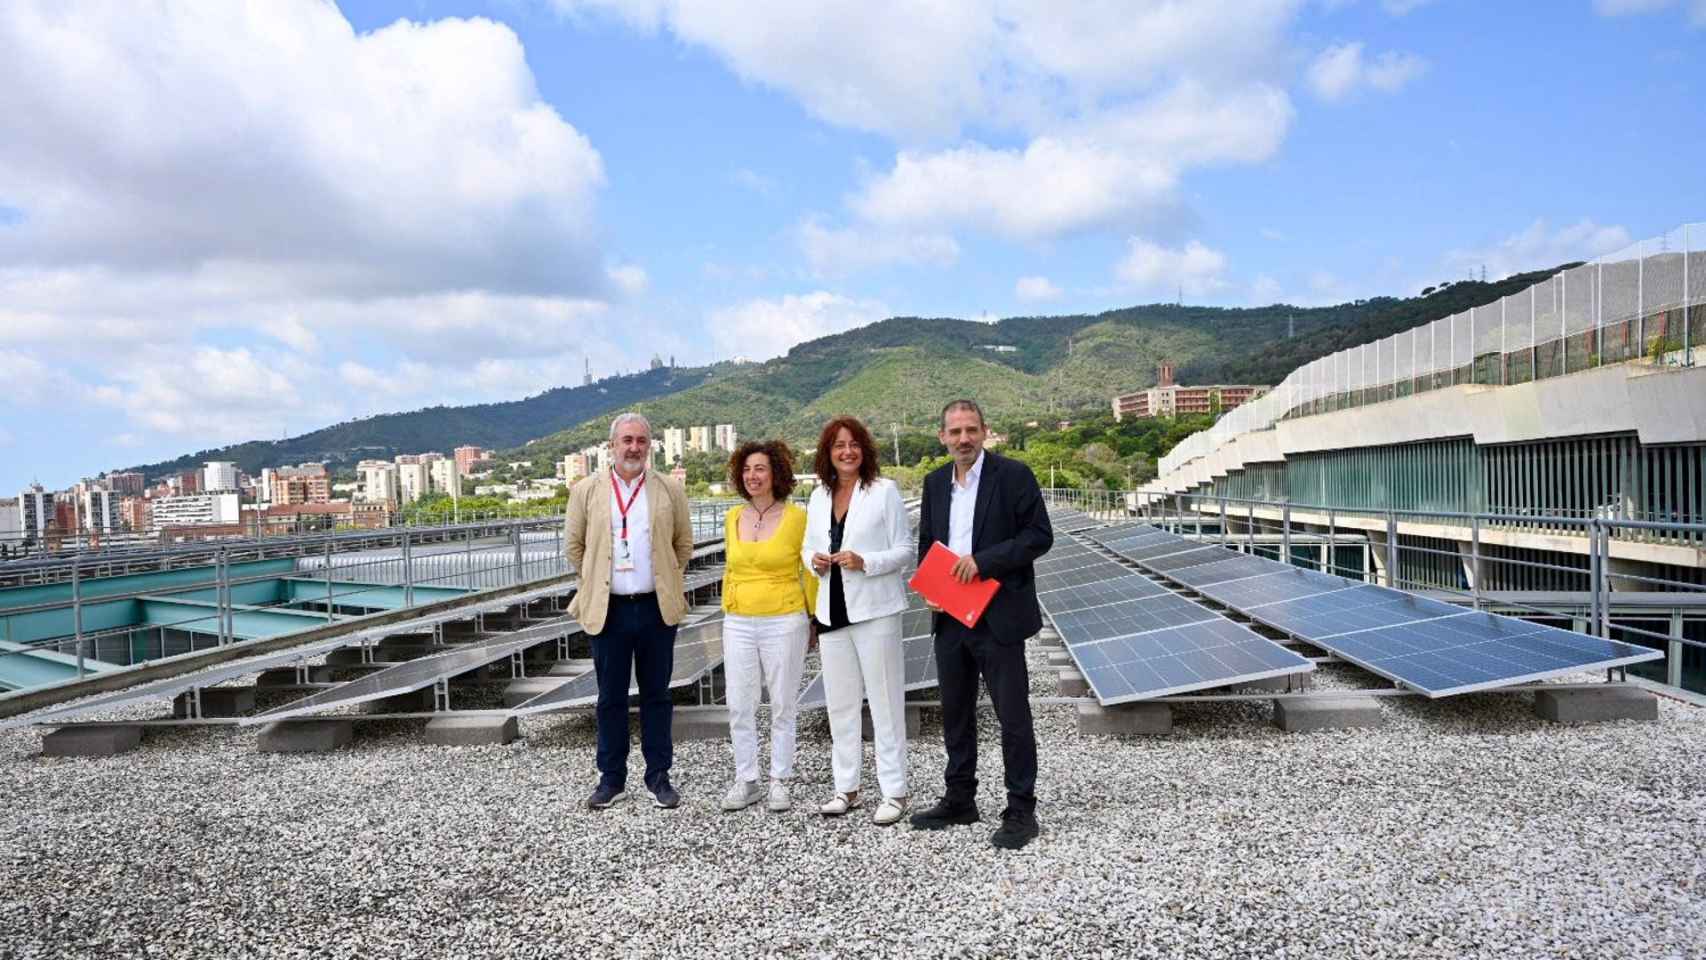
[939,399,985,428]
[727,440,797,501]
[814,416,882,490]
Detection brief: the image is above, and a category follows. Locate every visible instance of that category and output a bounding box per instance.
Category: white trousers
[723,611,810,783]
[819,612,907,798]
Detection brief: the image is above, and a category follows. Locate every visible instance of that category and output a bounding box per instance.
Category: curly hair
[813,416,881,491]
[727,439,797,501]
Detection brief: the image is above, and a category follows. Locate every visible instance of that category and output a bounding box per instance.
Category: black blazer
[918,450,1054,644]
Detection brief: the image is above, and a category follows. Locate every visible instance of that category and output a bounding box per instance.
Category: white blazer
[801,477,912,624]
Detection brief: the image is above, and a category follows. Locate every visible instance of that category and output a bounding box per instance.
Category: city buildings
[106,471,145,497]
[150,492,240,530]
[202,461,238,492]
[120,496,150,533]
[428,457,458,496]
[1111,362,1270,422]
[562,453,589,484]
[359,460,399,505]
[269,464,330,504]
[688,425,709,453]
[453,445,490,477]
[662,427,685,465]
[79,487,121,535]
[714,423,737,453]
[18,485,52,545]
[395,455,429,505]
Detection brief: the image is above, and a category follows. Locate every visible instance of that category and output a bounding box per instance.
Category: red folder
[909,541,1000,629]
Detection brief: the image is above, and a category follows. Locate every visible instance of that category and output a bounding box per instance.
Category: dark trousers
[934,618,1037,814]
[591,593,677,790]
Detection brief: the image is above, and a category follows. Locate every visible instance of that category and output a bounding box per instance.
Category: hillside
[123,263,1571,481]
[121,365,715,479]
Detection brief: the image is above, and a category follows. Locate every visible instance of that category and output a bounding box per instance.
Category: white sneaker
[818,792,863,817]
[721,780,764,812]
[767,779,792,812]
[872,796,908,826]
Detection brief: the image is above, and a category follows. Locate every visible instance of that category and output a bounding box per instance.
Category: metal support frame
[323,538,334,621]
[1281,504,1292,568]
[402,529,414,608]
[72,557,85,679]
[1326,508,1336,576]
[1471,516,1483,612]
[433,676,450,712]
[512,523,524,585]
[1385,512,1399,590]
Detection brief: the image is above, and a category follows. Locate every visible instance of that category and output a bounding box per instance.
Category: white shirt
[609,469,655,595]
[947,450,983,557]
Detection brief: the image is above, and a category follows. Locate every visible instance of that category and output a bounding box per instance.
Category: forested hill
[118,365,715,478]
[122,264,1567,481]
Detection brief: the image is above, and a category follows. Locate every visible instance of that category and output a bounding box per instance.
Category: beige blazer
[563,467,694,635]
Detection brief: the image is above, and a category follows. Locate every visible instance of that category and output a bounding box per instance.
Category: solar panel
[1048,594,1221,642]
[1034,561,1132,592]
[1085,522,1150,542]
[1110,538,1213,562]
[244,616,582,724]
[1037,574,1171,612]
[510,617,725,715]
[1034,551,1112,575]
[1098,530,1178,551]
[797,631,938,709]
[1070,619,1313,704]
[1120,533,1663,698]
[1143,545,1241,572]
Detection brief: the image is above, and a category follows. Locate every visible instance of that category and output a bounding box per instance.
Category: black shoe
[647,777,680,809]
[908,796,980,830]
[587,782,626,810]
[991,809,1040,850]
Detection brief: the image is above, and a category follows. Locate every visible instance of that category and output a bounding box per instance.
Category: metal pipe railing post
[1281,504,1292,568]
[1385,512,1399,589]
[323,537,334,622]
[402,528,415,607]
[512,522,524,584]
[1471,516,1483,612]
[73,556,85,679]
[1219,497,1228,545]
[1326,508,1336,576]
[1668,610,1684,688]
[1587,518,1600,634]
[1246,502,1255,554]
[216,548,229,645]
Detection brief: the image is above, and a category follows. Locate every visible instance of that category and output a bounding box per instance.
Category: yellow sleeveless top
[722,503,816,617]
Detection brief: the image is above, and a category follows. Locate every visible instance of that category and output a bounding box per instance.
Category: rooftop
[3,644,1702,958]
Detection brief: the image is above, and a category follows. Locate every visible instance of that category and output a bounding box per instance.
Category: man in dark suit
[909,399,1053,849]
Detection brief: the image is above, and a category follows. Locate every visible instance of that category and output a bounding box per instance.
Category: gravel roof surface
[2,642,1703,960]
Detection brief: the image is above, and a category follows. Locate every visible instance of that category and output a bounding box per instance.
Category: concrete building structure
[257,468,275,504]
[714,424,737,453]
[79,488,121,535]
[150,493,240,530]
[662,427,685,465]
[270,464,330,505]
[562,453,590,484]
[688,426,709,453]
[120,496,150,533]
[1111,363,1270,422]
[106,472,145,497]
[358,460,399,505]
[18,486,52,546]
[394,456,429,506]
[453,446,489,477]
[0,498,20,552]
[202,461,239,493]
[428,457,457,496]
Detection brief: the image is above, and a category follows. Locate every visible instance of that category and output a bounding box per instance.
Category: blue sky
[2,0,1703,491]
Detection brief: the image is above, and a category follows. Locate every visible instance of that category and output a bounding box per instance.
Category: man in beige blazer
[564,412,695,810]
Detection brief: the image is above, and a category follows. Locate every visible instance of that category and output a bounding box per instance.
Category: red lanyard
[611,470,645,540]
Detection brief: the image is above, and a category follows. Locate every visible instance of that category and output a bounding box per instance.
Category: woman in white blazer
[801,416,914,825]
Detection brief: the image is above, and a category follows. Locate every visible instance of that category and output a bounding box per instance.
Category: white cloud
[1441,219,1634,282]
[558,2,1300,243]
[732,168,777,196]
[851,82,1292,241]
[1014,276,1062,302]
[706,292,890,362]
[796,220,960,278]
[1307,42,1428,102]
[0,349,76,404]
[0,3,609,300]
[1592,0,1692,16]
[606,264,650,298]
[265,315,320,354]
[1115,238,1229,296]
[1381,0,1436,13]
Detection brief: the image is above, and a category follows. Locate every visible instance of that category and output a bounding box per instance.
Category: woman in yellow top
[719,439,815,814]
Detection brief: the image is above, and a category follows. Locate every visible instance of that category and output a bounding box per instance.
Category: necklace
[746,499,777,537]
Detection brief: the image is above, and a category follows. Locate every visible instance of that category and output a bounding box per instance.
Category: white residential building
[395,455,429,505]
[0,498,20,549]
[562,453,590,484]
[258,467,275,504]
[662,427,686,464]
[80,488,122,534]
[18,486,52,544]
[359,460,399,504]
[202,461,239,492]
[688,425,710,453]
[714,423,737,453]
[428,457,457,495]
[150,493,240,530]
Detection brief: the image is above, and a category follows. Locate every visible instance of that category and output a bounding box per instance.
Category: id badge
[614,536,636,572]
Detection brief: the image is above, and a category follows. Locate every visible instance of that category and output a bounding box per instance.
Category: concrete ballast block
[42,724,144,757]
[1534,686,1658,724]
[1035,631,1064,650]
[1272,695,1382,733]
[361,688,438,714]
[1057,667,1090,698]
[672,707,731,742]
[256,719,354,753]
[1046,651,1073,669]
[548,659,594,677]
[173,687,256,718]
[1077,702,1172,737]
[423,715,519,746]
[504,677,564,708]
[861,703,924,741]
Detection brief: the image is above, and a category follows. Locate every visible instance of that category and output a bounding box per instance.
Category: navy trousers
[934,618,1038,814]
[591,593,677,790]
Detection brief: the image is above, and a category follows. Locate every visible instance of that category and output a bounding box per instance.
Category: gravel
[2,641,1703,960]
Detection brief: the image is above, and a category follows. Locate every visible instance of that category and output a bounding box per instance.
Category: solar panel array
[1091,524,1664,697]
[1036,520,1313,704]
[796,569,937,710]
[510,612,727,715]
